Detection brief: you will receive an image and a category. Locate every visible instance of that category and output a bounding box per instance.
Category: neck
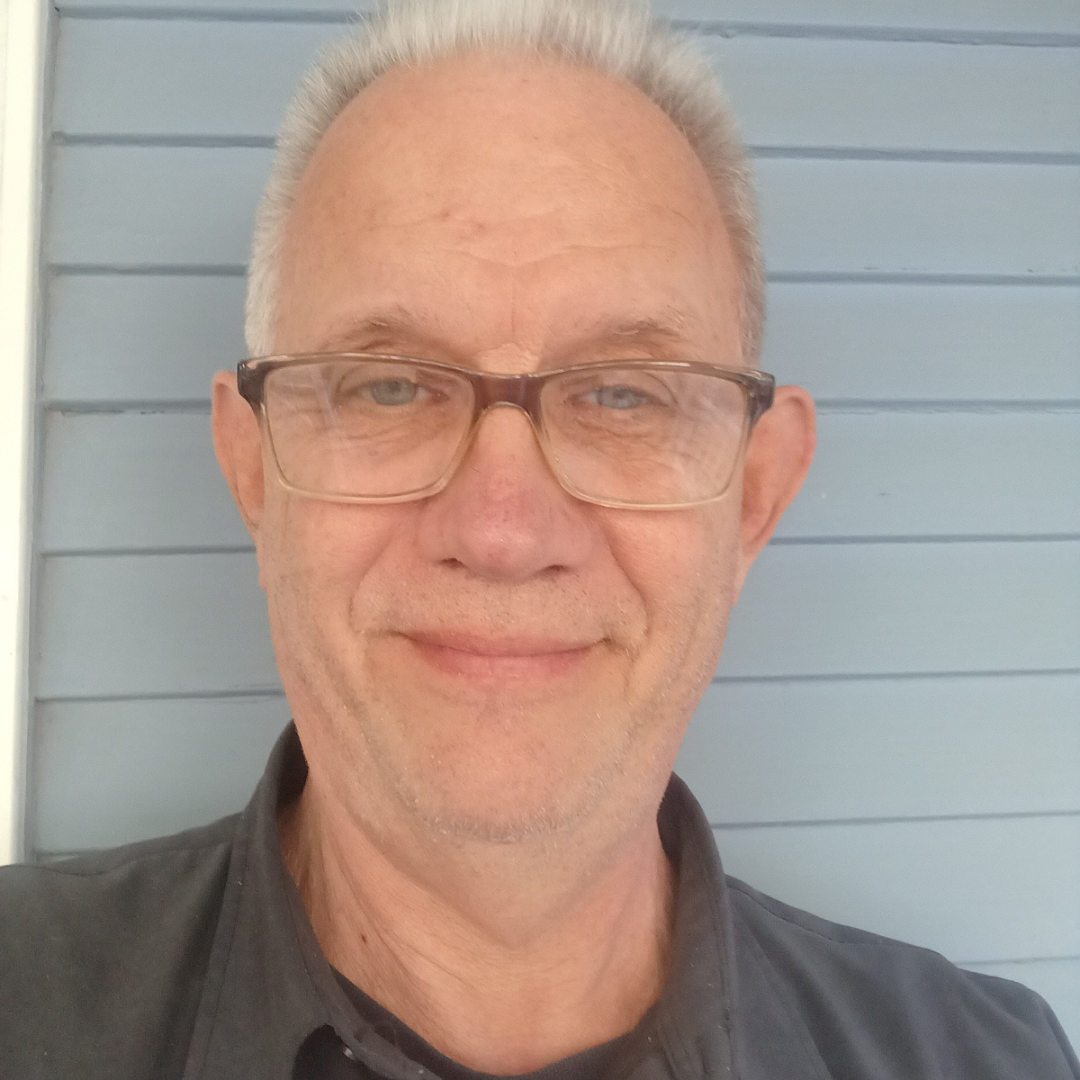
[280,777,675,1074]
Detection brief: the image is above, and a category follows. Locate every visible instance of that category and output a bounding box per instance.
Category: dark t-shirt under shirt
[335,971,641,1080]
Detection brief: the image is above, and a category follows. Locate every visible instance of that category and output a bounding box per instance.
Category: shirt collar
[182,724,751,1080]
[181,725,431,1080]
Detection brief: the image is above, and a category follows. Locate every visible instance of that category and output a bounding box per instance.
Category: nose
[415,404,595,583]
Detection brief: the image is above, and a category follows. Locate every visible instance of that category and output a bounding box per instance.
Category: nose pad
[467,400,544,457]
[475,400,538,435]
[473,399,540,450]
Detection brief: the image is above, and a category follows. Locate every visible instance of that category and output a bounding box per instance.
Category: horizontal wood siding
[35,674,1080,847]
[48,147,1080,275]
[33,543,1080,698]
[38,410,1080,552]
[34,696,290,851]
[714,816,1080,963]
[678,675,1080,822]
[54,22,1080,152]
[44,276,1080,405]
[53,0,1080,37]
[31,0,1080,1049]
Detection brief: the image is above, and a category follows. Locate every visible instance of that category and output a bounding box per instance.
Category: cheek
[257,491,411,635]
[603,502,741,659]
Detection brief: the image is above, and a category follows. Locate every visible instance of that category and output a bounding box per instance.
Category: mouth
[399,630,600,679]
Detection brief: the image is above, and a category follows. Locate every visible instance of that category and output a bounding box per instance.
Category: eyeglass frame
[235,352,776,510]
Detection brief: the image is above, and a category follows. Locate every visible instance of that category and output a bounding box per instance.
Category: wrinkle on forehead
[286,51,727,254]
[300,205,720,270]
[417,241,706,273]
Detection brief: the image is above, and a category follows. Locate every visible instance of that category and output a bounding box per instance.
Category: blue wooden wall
[30,0,1080,1046]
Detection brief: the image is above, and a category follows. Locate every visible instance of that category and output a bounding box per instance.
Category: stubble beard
[276,556,733,853]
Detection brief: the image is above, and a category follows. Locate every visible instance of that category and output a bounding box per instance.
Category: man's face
[223,55,783,847]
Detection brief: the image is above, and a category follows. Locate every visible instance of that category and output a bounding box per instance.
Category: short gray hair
[245,0,765,363]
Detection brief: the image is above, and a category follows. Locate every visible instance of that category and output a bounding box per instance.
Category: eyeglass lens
[262,359,750,506]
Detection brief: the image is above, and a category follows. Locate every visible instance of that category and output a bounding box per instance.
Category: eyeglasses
[236,353,775,510]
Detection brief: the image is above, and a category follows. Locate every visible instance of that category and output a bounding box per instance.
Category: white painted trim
[0,0,47,866]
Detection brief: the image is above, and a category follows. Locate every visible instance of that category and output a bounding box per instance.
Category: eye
[587,384,650,410]
[363,378,421,406]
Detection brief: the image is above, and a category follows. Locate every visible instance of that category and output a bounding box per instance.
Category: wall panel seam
[714,668,1080,685]
[37,688,287,703]
[45,267,1080,287]
[37,536,1080,558]
[47,136,1080,167]
[51,9,1080,48]
[31,669,1080,702]
[712,810,1080,830]
[964,955,1080,967]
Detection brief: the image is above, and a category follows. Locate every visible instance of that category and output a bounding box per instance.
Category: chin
[316,640,681,848]
[372,728,631,846]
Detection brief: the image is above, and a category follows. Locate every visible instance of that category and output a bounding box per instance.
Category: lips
[399,629,599,678]
[407,630,597,656]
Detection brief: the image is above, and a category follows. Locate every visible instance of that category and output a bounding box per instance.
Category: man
[1,0,1077,1077]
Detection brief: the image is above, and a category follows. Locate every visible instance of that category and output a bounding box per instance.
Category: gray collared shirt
[1,724,1077,1080]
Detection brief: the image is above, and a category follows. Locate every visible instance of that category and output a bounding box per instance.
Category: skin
[213,53,815,1073]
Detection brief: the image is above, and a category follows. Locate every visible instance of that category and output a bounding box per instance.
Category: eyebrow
[313,307,437,354]
[312,306,698,359]
[591,312,694,347]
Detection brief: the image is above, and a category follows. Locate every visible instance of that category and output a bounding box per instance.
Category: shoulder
[0,815,238,965]
[0,816,238,1079]
[727,876,1080,1079]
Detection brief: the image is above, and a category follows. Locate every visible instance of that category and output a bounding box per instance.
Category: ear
[212,369,267,538]
[734,384,816,594]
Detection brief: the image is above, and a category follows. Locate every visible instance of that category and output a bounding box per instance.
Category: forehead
[275,52,741,359]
